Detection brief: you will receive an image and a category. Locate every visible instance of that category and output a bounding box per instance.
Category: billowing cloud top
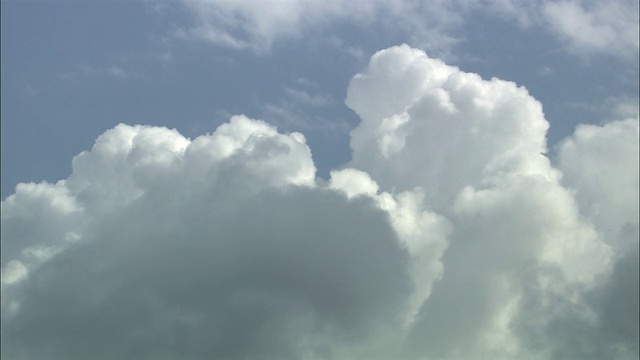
[2,45,638,359]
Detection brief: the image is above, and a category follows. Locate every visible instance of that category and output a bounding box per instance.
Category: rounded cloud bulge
[344,44,636,359]
[2,45,638,359]
[346,44,554,208]
[1,114,443,359]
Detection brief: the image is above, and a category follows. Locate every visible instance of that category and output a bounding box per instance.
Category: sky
[1,0,638,359]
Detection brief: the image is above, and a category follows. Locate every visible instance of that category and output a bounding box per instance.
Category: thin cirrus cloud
[2,45,638,359]
[542,0,639,58]
[174,0,639,59]
[175,0,462,55]
[260,82,350,132]
[58,64,132,81]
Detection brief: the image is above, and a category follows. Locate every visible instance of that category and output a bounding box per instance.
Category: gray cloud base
[4,188,413,359]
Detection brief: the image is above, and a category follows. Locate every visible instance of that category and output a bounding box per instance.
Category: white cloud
[329,168,379,199]
[543,0,639,58]
[344,44,634,358]
[175,0,461,56]
[346,44,555,208]
[173,0,639,59]
[0,114,444,359]
[606,96,640,119]
[2,45,638,359]
[466,0,639,59]
[175,0,350,51]
[557,118,639,247]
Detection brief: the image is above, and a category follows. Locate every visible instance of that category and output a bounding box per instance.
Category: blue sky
[3,0,638,199]
[1,1,639,359]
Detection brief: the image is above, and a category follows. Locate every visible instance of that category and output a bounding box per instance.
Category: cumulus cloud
[1,114,445,359]
[2,46,638,359]
[557,118,639,247]
[346,45,554,208]
[343,44,635,358]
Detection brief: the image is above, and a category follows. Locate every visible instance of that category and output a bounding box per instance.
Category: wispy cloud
[106,65,128,78]
[58,64,133,80]
[171,0,639,60]
[260,80,349,133]
[543,0,639,59]
[173,0,463,57]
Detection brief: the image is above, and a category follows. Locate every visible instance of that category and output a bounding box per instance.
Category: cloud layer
[2,45,638,359]
[175,0,639,59]
[176,0,461,54]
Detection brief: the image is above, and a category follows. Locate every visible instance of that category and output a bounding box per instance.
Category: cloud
[58,64,132,80]
[2,188,414,359]
[2,46,638,359]
[106,65,129,78]
[606,96,640,119]
[346,44,554,208]
[174,0,354,51]
[543,0,639,58]
[260,80,349,133]
[174,0,461,55]
[171,0,639,60]
[460,0,639,59]
[557,118,639,247]
[1,114,445,359]
[343,44,635,358]
[567,95,640,121]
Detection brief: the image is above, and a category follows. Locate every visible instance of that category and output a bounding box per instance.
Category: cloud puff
[557,118,639,244]
[2,46,638,359]
[346,44,554,208]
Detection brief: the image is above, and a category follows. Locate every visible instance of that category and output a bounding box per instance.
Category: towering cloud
[345,44,636,359]
[2,46,638,359]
